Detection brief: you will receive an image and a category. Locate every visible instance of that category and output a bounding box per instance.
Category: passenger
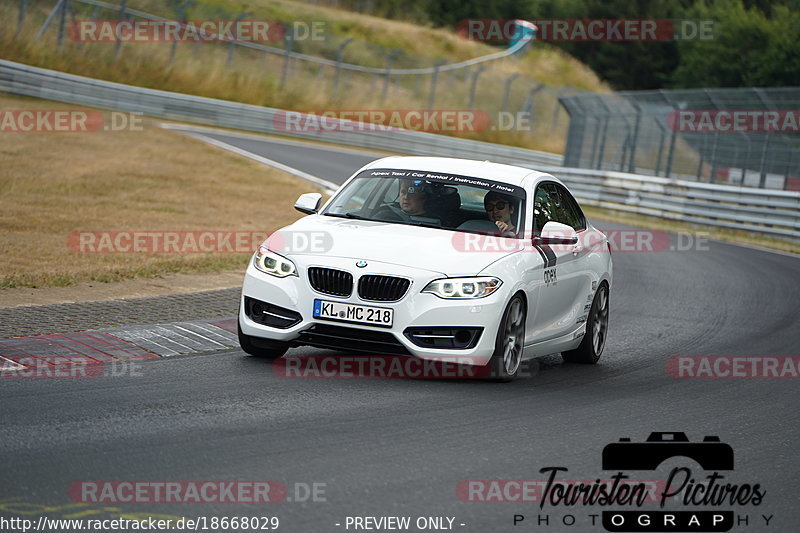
[484,191,516,233]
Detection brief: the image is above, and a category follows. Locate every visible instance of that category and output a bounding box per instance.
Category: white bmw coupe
[239,156,612,380]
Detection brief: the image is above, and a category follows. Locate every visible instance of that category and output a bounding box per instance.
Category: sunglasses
[401,180,427,195]
[485,201,508,211]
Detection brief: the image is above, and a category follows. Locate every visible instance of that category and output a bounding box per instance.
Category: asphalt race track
[2,133,799,533]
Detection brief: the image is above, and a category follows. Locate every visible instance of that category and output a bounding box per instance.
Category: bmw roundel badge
[356,260,368,268]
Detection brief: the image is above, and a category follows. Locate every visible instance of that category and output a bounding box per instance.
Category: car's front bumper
[239,257,508,366]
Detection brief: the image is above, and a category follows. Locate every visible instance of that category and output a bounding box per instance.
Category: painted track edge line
[159,122,388,158]
[174,130,339,194]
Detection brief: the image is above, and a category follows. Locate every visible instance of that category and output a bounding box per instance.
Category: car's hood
[266,215,521,277]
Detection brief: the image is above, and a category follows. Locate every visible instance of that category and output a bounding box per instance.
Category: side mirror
[294,193,323,215]
[536,221,578,245]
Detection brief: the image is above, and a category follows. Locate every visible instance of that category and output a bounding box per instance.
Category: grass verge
[0,94,314,289]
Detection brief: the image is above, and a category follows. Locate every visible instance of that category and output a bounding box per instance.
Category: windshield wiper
[324,212,371,220]
[406,220,442,229]
[325,212,442,230]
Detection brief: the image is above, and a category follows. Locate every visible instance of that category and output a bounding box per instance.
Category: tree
[671,0,800,87]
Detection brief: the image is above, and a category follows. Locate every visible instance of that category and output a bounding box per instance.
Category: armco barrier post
[664,127,678,180]
[280,33,293,90]
[332,38,353,99]
[428,59,446,110]
[381,49,400,103]
[501,73,519,113]
[520,83,544,120]
[169,0,194,66]
[709,131,720,183]
[17,0,27,36]
[56,0,70,50]
[560,95,585,169]
[467,66,484,110]
[654,123,666,176]
[785,150,795,191]
[627,102,641,174]
[595,98,611,170]
[227,12,250,68]
[114,0,127,60]
[759,134,771,189]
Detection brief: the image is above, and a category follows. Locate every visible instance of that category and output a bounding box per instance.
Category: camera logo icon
[602,432,734,471]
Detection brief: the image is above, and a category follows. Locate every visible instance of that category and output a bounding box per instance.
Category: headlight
[421,277,502,299]
[253,246,298,278]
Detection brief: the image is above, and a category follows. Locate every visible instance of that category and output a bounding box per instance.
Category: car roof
[363,156,552,187]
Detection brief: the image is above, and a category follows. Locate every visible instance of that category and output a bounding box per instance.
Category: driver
[399,179,430,216]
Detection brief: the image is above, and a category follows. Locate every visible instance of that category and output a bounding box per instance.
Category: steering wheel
[372,203,411,222]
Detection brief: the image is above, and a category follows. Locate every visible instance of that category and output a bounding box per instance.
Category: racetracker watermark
[1,516,281,532]
[457,478,666,503]
[667,110,800,133]
[68,230,333,254]
[456,19,714,42]
[69,231,268,254]
[451,230,708,253]
[0,110,143,133]
[273,356,540,379]
[0,358,142,379]
[667,356,800,378]
[68,481,287,503]
[272,110,493,133]
[274,356,490,379]
[67,20,324,43]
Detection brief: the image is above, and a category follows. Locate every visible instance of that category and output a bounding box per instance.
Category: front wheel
[238,320,289,359]
[488,295,526,381]
[562,283,609,364]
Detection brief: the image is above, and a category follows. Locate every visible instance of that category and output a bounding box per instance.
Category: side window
[533,183,558,233]
[554,184,586,231]
[330,177,384,212]
[382,178,403,204]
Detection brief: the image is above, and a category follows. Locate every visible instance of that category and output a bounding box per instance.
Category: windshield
[322,168,526,237]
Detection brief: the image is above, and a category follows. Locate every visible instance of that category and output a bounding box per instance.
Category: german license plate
[313,299,394,327]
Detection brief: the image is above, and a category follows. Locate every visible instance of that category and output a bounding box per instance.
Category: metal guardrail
[1,60,798,242]
[0,60,562,166]
[532,166,800,240]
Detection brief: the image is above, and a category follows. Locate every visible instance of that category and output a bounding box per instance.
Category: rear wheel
[238,320,289,359]
[562,283,609,364]
[488,295,526,381]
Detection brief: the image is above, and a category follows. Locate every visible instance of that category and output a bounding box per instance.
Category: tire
[562,282,609,364]
[238,320,289,359]
[488,294,527,382]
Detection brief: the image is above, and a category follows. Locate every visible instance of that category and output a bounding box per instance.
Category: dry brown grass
[0,1,608,154]
[0,94,315,289]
